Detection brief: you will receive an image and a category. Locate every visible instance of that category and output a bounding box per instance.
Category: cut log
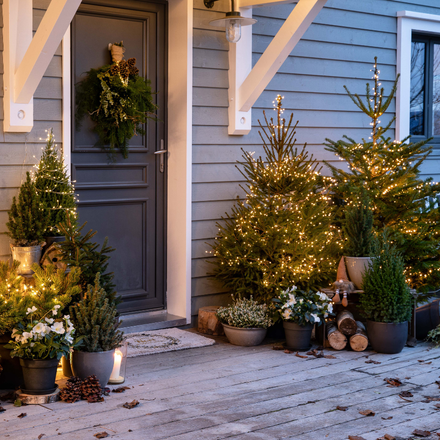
[326,322,347,350]
[198,306,225,336]
[349,321,368,352]
[337,310,357,336]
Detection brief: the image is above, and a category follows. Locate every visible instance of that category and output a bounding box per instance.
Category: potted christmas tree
[359,232,413,354]
[342,189,374,289]
[6,172,50,274]
[70,274,124,387]
[35,129,77,249]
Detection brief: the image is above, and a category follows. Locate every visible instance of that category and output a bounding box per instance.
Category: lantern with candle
[108,341,127,384]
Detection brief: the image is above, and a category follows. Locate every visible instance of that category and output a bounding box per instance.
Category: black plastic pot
[416,299,440,340]
[366,320,408,354]
[0,333,23,390]
[283,321,313,351]
[266,320,285,340]
[19,358,59,394]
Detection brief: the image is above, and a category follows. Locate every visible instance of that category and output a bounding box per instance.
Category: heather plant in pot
[216,296,273,346]
[70,274,124,387]
[273,286,333,351]
[359,232,413,354]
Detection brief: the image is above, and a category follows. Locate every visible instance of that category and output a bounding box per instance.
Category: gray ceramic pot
[345,256,372,289]
[71,349,115,387]
[366,320,408,354]
[222,324,267,346]
[283,321,314,351]
[19,358,59,394]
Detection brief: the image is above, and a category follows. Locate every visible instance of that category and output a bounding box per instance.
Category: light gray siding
[0,0,63,261]
[191,0,440,322]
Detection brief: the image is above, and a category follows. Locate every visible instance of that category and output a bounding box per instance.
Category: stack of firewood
[326,310,368,352]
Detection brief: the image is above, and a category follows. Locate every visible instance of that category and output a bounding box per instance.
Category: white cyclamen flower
[311,313,320,323]
[282,309,292,320]
[51,321,65,334]
[32,322,46,334]
[26,306,37,315]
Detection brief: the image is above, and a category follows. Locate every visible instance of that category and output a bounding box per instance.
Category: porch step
[119,310,187,334]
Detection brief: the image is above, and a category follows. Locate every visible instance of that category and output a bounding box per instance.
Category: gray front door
[71,0,167,313]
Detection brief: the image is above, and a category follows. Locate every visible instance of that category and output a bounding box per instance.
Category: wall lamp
[205,0,256,43]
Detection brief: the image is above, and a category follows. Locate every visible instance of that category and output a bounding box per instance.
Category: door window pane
[410,41,425,136]
[433,44,440,135]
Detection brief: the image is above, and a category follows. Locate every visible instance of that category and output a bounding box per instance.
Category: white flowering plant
[216,296,274,329]
[273,286,333,326]
[5,305,82,360]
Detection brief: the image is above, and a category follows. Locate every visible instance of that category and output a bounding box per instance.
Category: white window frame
[396,10,440,140]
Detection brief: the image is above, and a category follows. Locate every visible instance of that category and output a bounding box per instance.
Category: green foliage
[359,232,413,323]
[6,172,50,246]
[35,129,77,236]
[273,286,333,326]
[325,58,440,295]
[216,296,273,329]
[210,96,341,303]
[343,188,374,257]
[75,58,157,159]
[56,217,119,305]
[427,324,440,347]
[70,274,124,352]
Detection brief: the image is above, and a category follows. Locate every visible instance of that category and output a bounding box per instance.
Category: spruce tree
[35,129,77,236]
[325,58,440,295]
[210,96,341,303]
[6,172,50,246]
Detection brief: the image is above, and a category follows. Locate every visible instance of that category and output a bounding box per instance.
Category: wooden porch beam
[239,0,296,8]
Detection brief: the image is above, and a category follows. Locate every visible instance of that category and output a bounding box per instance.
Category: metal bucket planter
[222,324,267,347]
[283,321,314,351]
[10,244,43,275]
[0,333,23,389]
[345,256,372,290]
[19,358,59,394]
[71,349,115,387]
[366,320,408,354]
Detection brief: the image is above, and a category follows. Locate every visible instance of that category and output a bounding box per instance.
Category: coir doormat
[125,328,215,357]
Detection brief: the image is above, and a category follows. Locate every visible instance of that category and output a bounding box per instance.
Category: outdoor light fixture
[205,0,257,43]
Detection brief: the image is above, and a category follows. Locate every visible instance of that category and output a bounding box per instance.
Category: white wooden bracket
[2,0,82,132]
[229,0,327,135]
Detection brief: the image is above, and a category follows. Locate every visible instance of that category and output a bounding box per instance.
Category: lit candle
[109,352,122,382]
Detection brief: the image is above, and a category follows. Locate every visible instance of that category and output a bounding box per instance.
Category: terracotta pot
[0,333,23,389]
[61,354,73,378]
[222,324,267,347]
[367,320,408,354]
[71,349,115,387]
[345,256,372,289]
[19,358,59,394]
[283,321,313,351]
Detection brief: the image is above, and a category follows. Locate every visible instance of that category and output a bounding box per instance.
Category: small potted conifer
[343,189,374,289]
[7,172,50,274]
[70,274,124,387]
[360,232,413,354]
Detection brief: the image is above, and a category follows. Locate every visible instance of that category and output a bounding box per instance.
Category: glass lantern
[108,341,127,384]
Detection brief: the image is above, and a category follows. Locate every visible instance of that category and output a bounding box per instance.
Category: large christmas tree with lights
[210,96,341,303]
[325,58,440,295]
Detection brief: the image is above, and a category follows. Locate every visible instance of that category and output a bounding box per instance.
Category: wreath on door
[75,42,157,160]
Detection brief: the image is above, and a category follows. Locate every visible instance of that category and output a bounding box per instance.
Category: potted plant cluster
[273,286,333,350]
[216,296,273,346]
[70,274,124,387]
[359,232,413,354]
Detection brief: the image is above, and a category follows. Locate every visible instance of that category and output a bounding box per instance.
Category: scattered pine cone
[80,375,104,403]
[60,376,82,403]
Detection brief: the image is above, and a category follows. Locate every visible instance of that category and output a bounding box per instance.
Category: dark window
[410,34,440,140]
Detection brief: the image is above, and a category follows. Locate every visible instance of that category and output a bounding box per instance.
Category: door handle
[154,140,167,173]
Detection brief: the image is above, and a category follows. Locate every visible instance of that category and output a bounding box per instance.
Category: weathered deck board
[1,335,439,440]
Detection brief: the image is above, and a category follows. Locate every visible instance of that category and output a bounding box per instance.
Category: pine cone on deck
[80,375,104,403]
[60,376,83,403]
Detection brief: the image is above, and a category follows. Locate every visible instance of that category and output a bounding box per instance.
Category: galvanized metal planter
[222,324,267,347]
[10,244,43,275]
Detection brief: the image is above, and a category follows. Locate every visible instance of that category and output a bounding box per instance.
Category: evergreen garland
[70,274,123,352]
[6,172,50,246]
[35,129,77,236]
[75,57,157,160]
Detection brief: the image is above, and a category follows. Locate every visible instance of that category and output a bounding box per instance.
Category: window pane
[433,44,440,136]
[410,41,425,136]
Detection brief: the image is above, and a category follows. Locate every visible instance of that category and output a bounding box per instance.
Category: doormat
[125,328,216,357]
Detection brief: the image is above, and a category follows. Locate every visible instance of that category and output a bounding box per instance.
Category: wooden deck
[1,332,440,440]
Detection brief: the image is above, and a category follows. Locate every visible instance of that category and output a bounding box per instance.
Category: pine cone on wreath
[127,57,136,67]
[118,60,130,80]
[59,376,83,403]
[110,63,120,76]
[80,375,104,403]
[129,66,139,76]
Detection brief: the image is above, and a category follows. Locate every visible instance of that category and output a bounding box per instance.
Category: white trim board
[61,1,193,324]
[396,10,440,140]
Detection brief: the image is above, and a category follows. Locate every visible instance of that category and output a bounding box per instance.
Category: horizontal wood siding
[0,0,63,261]
[191,0,440,322]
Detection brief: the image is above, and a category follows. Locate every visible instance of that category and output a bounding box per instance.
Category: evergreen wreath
[75,54,157,159]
